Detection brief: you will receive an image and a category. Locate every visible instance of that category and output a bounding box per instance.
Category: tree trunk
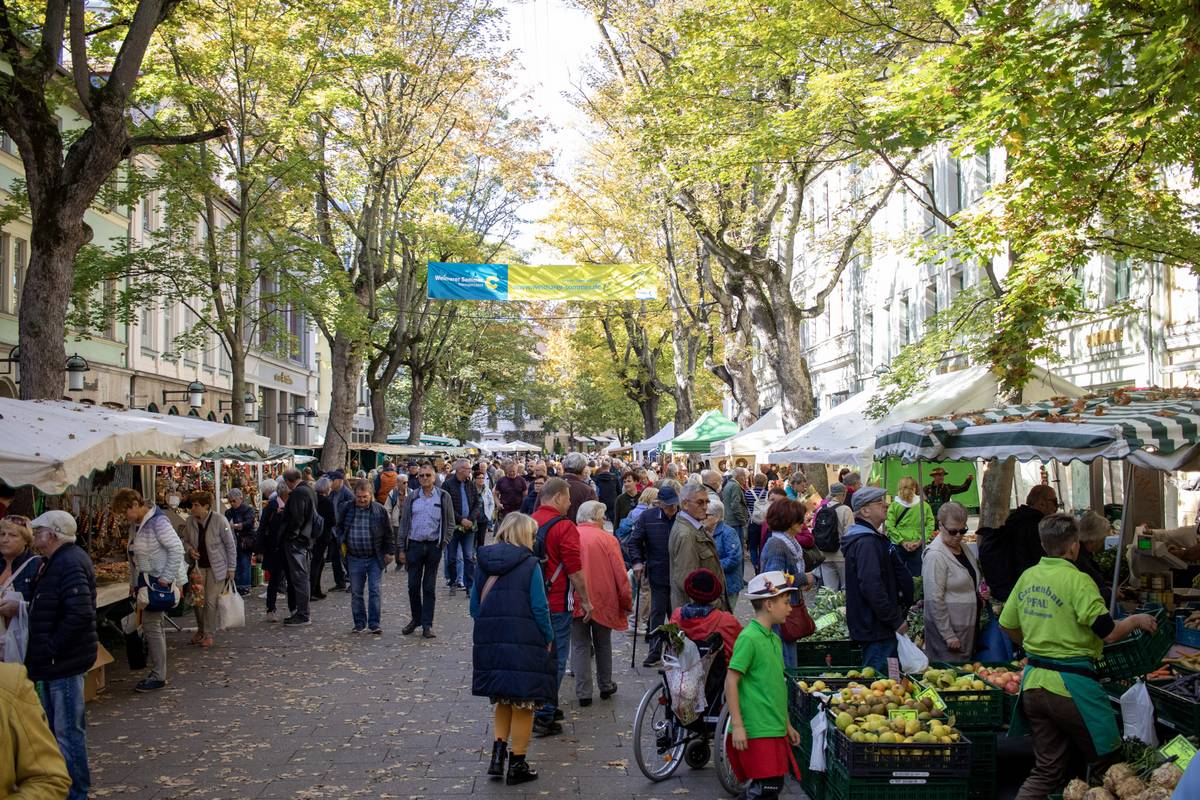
[723,322,761,427]
[18,214,89,399]
[670,310,698,432]
[370,385,389,442]
[979,458,1016,528]
[407,370,428,445]
[229,342,247,426]
[639,393,660,439]
[320,332,361,471]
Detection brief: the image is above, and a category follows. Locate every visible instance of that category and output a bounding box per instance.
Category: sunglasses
[942,527,969,536]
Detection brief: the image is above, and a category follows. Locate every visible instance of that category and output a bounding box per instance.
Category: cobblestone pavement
[86,569,800,800]
[86,569,1030,799]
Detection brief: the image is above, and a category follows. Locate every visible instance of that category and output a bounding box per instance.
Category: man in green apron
[999,513,1158,799]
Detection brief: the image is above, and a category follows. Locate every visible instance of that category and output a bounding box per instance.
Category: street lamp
[163,380,206,409]
[219,392,258,421]
[872,364,892,378]
[65,353,90,391]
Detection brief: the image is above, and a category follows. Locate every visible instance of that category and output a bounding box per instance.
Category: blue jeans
[443,530,476,589]
[40,674,89,800]
[348,555,383,630]
[861,638,899,674]
[535,611,574,724]
[235,550,252,592]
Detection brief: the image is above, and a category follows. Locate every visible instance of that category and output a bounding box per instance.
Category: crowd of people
[0,450,1181,799]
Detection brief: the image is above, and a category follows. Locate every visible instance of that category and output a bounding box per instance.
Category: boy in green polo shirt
[999,513,1157,800]
[724,570,803,800]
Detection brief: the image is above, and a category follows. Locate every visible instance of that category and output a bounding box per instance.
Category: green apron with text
[1008,654,1120,758]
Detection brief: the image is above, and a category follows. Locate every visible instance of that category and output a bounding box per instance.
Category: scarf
[769,530,804,565]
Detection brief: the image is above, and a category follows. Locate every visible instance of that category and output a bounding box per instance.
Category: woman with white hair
[704,498,744,610]
[1073,510,1113,606]
[921,501,986,663]
[570,500,631,706]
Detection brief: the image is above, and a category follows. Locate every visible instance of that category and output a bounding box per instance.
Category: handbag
[122,613,147,670]
[136,573,181,613]
[217,580,245,630]
[780,593,815,642]
[803,545,826,570]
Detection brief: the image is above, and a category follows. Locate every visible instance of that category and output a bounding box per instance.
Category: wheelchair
[632,632,748,795]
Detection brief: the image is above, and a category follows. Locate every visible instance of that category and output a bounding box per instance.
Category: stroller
[632,631,747,795]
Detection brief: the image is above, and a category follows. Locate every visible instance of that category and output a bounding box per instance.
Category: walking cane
[630,573,641,669]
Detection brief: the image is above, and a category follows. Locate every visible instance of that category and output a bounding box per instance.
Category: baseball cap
[745,570,798,599]
[850,485,887,512]
[657,485,680,505]
[29,510,77,541]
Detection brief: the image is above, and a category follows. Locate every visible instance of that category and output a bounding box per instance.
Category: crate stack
[916,666,1010,800]
[786,667,973,800]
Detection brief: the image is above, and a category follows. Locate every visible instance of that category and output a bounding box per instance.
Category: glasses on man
[419,472,435,479]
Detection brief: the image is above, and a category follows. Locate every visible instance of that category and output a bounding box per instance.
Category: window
[0,232,8,313]
[950,269,965,302]
[203,333,215,368]
[140,306,153,349]
[921,165,936,237]
[863,311,874,369]
[0,133,12,155]
[1114,256,1132,302]
[12,239,26,312]
[831,390,850,408]
[103,280,117,339]
[899,294,912,346]
[162,303,174,354]
[289,307,302,363]
[142,193,155,236]
[954,157,965,214]
[925,281,939,321]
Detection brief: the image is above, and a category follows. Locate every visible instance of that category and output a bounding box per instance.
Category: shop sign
[273,372,294,385]
[1086,327,1124,348]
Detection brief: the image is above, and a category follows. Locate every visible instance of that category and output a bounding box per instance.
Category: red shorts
[723,735,802,782]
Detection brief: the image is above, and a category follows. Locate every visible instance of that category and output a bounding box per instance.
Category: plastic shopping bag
[2,596,27,664]
[1119,681,1158,746]
[896,631,929,673]
[217,580,245,631]
[662,637,714,725]
[809,696,828,772]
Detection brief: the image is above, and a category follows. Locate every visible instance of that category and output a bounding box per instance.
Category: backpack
[813,502,841,553]
[750,489,771,524]
[533,514,570,598]
[375,470,398,504]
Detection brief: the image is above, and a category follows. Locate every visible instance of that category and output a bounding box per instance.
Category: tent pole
[1109,463,1135,616]
[918,460,927,550]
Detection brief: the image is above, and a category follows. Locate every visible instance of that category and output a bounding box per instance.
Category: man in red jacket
[531,478,592,737]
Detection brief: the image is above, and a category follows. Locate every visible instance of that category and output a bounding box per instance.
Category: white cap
[29,510,77,541]
[745,570,798,599]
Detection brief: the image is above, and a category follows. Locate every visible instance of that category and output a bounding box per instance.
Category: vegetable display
[1061,739,1184,800]
[808,588,851,641]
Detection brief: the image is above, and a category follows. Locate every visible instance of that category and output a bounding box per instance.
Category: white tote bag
[217,580,245,630]
[896,631,929,673]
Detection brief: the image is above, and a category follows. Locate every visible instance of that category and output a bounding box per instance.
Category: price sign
[917,685,948,711]
[888,707,919,721]
[888,657,901,682]
[815,612,840,631]
[1160,735,1197,771]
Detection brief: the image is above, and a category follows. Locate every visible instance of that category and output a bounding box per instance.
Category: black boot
[487,740,507,778]
[506,754,538,785]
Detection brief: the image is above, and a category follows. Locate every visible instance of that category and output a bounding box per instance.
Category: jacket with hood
[593,470,621,521]
[842,518,914,643]
[470,542,556,704]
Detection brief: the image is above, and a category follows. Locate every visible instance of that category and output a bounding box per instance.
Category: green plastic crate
[796,735,825,800]
[796,640,865,667]
[1147,680,1200,735]
[1095,608,1172,680]
[787,667,897,724]
[824,758,969,800]
[966,731,997,800]
[921,666,1007,729]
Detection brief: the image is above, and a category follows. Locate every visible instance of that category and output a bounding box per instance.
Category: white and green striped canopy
[873,389,1200,469]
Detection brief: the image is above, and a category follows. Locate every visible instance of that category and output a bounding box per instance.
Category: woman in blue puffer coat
[471,512,556,787]
[704,498,745,610]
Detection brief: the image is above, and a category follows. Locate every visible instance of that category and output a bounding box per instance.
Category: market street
[84,572,799,800]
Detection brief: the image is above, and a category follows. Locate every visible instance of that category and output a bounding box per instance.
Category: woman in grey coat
[182,490,237,647]
[921,502,986,663]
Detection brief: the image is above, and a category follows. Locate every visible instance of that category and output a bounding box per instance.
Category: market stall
[704,407,785,470]
[668,410,737,454]
[632,421,674,460]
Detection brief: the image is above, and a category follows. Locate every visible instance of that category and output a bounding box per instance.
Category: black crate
[825,722,972,779]
[919,668,1007,729]
[1148,680,1200,735]
[824,758,969,800]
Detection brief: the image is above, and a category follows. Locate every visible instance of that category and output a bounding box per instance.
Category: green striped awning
[873,388,1200,467]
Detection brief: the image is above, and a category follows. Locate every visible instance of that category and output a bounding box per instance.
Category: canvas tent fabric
[492,439,542,452]
[204,444,294,463]
[0,398,270,493]
[706,407,786,461]
[670,410,738,453]
[873,388,1200,470]
[633,421,675,456]
[765,365,1085,469]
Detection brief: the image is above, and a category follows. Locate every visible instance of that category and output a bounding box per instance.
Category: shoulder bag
[780,592,815,643]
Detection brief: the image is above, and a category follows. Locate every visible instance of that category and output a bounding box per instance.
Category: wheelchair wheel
[633,683,686,781]
[684,739,711,769]
[713,706,749,796]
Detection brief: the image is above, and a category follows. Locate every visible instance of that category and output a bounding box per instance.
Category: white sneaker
[265,611,279,623]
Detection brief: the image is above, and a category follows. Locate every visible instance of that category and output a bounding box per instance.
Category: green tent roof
[669,410,739,452]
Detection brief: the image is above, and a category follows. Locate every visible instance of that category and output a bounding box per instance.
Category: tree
[71,0,332,423]
[0,0,226,399]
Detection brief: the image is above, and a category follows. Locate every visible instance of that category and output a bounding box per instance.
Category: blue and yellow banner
[428,262,657,301]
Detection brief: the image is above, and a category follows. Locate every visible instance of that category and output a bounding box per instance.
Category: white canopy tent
[706,407,786,463]
[0,398,270,493]
[632,421,674,457]
[492,439,543,453]
[765,365,1086,469]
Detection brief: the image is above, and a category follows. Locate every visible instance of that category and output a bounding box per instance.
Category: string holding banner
[427,261,657,302]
